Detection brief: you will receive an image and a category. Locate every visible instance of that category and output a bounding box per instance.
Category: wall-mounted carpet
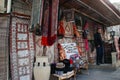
[10,15,35,80]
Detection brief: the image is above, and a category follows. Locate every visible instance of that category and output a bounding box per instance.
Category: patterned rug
[41,0,59,46]
[10,15,35,80]
[0,15,9,80]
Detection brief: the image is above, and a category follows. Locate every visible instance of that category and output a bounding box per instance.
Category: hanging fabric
[41,0,59,46]
[10,15,35,80]
[82,22,89,39]
[82,21,89,51]
[31,0,44,33]
[58,20,65,36]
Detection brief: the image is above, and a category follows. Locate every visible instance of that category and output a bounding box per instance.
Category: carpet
[41,0,59,46]
[10,15,35,80]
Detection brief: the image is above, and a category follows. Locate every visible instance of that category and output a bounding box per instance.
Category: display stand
[52,70,76,80]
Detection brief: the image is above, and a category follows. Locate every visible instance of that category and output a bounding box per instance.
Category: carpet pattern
[10,16,35,80]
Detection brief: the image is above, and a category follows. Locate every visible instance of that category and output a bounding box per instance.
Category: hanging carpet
[10,15,35,80]
[41,0,59,46]
[31,0,44,28]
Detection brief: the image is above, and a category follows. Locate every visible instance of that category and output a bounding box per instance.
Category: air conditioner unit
[0,0,6,13]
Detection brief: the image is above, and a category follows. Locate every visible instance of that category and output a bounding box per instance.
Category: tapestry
[10,16,35,80]
[58,38,74,60]
[61,43,79,59]
[0,15,9,80]
[41,0,59,46]
[64,22,74,37]
[58,20,74,37]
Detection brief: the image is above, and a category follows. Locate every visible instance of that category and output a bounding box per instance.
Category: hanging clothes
[41,0,59,46]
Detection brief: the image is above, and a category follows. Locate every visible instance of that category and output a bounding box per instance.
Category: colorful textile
[73,24,80,37]
[58,43,66,60]
[83,22,89,51]
[58,20,75,37]
[84,39,89,51]
[64,22,74,37]
[58,21,65,36]
[10,16,35,80]
[77,46,82,56]
[41,0,59,46]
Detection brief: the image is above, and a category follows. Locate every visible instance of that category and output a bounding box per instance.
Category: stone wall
[12,0,32,15]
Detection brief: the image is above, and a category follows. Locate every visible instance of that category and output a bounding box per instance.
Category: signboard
[61,43,79,59]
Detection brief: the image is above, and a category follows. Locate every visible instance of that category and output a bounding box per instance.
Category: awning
[60,0,120,26]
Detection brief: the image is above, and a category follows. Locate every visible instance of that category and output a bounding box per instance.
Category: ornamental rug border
[10,16,35,80]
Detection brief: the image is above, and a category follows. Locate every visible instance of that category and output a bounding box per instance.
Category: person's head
[97,27,102,33]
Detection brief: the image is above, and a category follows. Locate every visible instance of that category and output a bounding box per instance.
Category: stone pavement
[111,68,120,79]
[76,64,120,80]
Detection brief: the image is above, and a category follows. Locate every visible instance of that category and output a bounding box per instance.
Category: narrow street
[76,65,120,80]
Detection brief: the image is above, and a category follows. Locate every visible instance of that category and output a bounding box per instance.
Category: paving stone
[76,68,120,80]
